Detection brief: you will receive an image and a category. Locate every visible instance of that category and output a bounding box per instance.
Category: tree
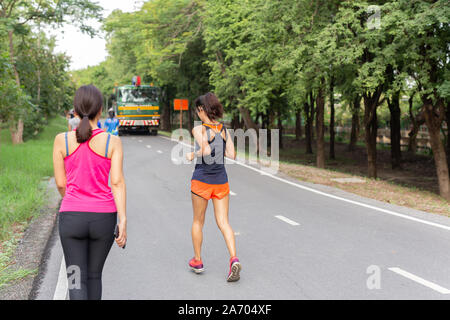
[102,0,208,130]
[321,1,391,178]
[0,51,30,146]
[386,0,450,199]
[0,0,102,144]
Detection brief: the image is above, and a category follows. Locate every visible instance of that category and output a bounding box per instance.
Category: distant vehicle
[113,76,161,136]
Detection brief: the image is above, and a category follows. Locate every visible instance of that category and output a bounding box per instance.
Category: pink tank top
[59,128,117,213]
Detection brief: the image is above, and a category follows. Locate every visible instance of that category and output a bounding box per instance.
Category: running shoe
[227,257,242,282]
[189,258,205,274]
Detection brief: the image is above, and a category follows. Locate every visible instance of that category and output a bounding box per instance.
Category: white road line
[389,267,450,294]
[230,191,237,196]
[138,140,143,143]
[275,215,300,226]
[146,145,152,149]
[157,150,163,154]
[53,258,68,300]
[159,135,450,233]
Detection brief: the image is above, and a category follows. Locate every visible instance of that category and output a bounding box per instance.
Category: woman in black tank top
[186,93,242,282]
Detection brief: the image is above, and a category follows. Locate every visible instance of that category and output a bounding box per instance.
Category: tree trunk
[446,100,450,170]
[309,91,315,142]
[238,106,258,131]
[10,120,24,145]
[160,87,171,131]
[363,89,382,179]
[388,92,402,169]
[8,31,20,86]
[305,102,313,154]
[408,121,420,155]
[231,113,240,130]
[407,95,423,154]
[422,100,450,200]
[349,95,361,151]
[329,77,336,160]
[295,109,302,140]
[365,110,378,179]
[278,110,283,149]
[37,22,41,105]
[316,83,325,169]
[8,30,24,144]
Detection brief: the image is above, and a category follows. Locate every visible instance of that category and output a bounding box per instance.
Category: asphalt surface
[35,133,450,300]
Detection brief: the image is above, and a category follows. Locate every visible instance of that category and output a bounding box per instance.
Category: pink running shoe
[227,257,242,282]
[189,258,205,274]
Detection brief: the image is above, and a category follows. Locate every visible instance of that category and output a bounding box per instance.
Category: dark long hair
[195,92,223,121]
[73,85,103,143]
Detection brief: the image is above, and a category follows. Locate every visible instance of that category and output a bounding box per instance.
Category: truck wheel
[151,130,158,136]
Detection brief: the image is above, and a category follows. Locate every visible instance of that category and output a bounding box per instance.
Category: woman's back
[60,128,117,213]
[192,123,228,185]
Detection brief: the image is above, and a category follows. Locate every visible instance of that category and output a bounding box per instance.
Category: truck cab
[113,82,161,136]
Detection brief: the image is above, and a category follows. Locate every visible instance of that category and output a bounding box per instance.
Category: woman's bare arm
[110,136,127,247]
[224,128,236,160]
[53,133,67,197]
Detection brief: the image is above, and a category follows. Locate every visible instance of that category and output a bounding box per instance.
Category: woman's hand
[186,152,195,162]
[115,219,127,248]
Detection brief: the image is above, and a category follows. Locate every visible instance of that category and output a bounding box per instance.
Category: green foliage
[0,52,30,126]
[14,32,75,139]
[75,0,209,117]
[0,0,102,142]
[0,116,67,240]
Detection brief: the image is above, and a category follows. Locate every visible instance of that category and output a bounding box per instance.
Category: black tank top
[191,123,228,185]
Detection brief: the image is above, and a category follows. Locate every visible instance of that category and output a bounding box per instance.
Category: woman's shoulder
[108,134,122,146]
[55,132,65,142]
[54,131,73,147]
[192,124,206,134]
[55,130,73,139]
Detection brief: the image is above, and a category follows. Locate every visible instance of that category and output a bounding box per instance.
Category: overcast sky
[47,0,143,71]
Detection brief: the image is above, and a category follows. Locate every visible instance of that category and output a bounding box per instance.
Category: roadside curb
[0,178,60,300]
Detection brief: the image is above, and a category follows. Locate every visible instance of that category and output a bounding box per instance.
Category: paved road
[36,133,450,300]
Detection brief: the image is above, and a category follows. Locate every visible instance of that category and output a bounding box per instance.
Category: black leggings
[59,211,117,300]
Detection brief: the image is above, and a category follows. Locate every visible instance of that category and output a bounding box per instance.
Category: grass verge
[0,116,67,288]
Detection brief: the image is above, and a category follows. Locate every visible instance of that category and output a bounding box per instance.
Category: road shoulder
[0,178,60,300]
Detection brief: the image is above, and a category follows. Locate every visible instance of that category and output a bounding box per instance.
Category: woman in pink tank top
[53,85,127,300]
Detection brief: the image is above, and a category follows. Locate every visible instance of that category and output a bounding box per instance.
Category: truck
[113,78,161,136]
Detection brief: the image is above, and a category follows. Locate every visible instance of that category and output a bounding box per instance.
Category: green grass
[0,116,67,240]
[0,116,66,289]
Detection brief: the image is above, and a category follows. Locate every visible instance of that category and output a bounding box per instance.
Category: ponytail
[73,85,103,143]
[76,115,93,143]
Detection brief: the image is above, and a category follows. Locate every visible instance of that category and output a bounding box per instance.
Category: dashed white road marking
[138,140,143,143]
[157,150,163,154]
[146,145,152,149]
[158,136,450,233]
[53,258,68,300]
[230,191,237,196]
[275,215,300,226]
[389,267,450,294]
